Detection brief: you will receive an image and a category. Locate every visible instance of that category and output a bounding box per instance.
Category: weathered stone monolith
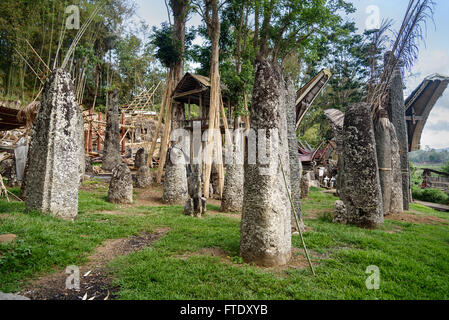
[374,115,393,215]
[386,53,410,210]
[77,109,85,183]
[221,118,244,212]
[107,163,133,204]
[24,69,82,219]
[1,159,19,187]
[300,175,310,199]
[162,102,188,204]
[240,58,292,267]
[286,76,304,231]
[102,90,122,171]
[135,165,153,188]
[184,164,206,217]
[162,146,188,204]
[340,102,384,228]
[389,124,404,214]
[333,200,347,224]
[134,148,148,169]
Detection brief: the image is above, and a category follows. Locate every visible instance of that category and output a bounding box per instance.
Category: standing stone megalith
[135,165,153,188]
[221,118,244,212]
[389,124,404,214]
[185,164,206,217]
[24,69,82,219]
[102,90,122,171]
[134,147,148,170]
[374,114,393,215]
[285,76,303,231]
[240,58,292,267]
[162,102,188,204]
[107,163,133,204]
[340,102,384,228]
[386,53,410,210]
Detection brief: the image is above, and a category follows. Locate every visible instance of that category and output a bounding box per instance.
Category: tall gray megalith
[341,102,384,228]
[240,58,292,267]
[102,90,122,171]
[162,102,188,204]
[221,117,244,212]
[286,76,303,231]
[386,53,410,210]
[25,69,82,220]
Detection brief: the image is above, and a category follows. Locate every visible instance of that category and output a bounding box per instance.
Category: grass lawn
[1,181,449,299]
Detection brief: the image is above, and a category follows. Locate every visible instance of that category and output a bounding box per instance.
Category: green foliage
[409,149,449,164]
[2,181,449,299]
[151,22,195,69]
[412,186,449,206]
[442,162,449,174]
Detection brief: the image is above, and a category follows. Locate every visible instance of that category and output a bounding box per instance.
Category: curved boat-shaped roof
[405,74,449,152]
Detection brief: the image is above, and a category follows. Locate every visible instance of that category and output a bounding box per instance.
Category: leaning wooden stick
[278,154,316,276]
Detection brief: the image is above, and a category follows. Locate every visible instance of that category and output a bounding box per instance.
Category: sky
[132,0,449,150]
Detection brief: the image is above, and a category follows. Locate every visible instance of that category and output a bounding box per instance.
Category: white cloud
[421,129,449,150]
[405,49,449,95]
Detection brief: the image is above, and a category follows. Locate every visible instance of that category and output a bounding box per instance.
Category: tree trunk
[203,0,222,198]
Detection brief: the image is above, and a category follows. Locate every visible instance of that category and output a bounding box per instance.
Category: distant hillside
[410,149,449,164]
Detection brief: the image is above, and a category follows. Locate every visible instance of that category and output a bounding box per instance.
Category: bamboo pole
[156,71,175,183]
[278,154,316,276]
[147,73,170,167]
[120,113,126,153]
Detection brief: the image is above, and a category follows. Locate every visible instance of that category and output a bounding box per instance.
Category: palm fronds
[367,0,435,121]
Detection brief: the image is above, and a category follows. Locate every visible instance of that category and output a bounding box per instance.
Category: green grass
[1,181,449,299]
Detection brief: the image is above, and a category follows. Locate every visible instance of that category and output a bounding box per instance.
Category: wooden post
[147,73,170,167]
[88,108,93,152]
[97,112,102,151]
[156,70,174,183]
[121,113,125,154]
[84,130,89,154]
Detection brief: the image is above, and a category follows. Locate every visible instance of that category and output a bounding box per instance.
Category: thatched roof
[0,102,28,131]
[172,73,228,108]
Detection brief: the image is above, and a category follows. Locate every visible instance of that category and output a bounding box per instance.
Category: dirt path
[20,228,169,300]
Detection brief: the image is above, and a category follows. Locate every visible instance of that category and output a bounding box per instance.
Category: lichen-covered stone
[24,69,82,219]
[107,163,133,204]
[389,124,404,214]
[300,175,310,199]
[162,102,188,204]
[386,53,410,210]
[162,147,188,204]
[286,76,303,231]
[85,156,93,175]
[375,117,392,215]
[184,164,206,217]
[1,158,19,187]
[240,58,292,267]
[134,148,148,169]
[340,102,384,228]
[102,90,122,171]
[221,119,244,212]
[135,165,152,188]
[333,200,347,224]
[77,108,85,183]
